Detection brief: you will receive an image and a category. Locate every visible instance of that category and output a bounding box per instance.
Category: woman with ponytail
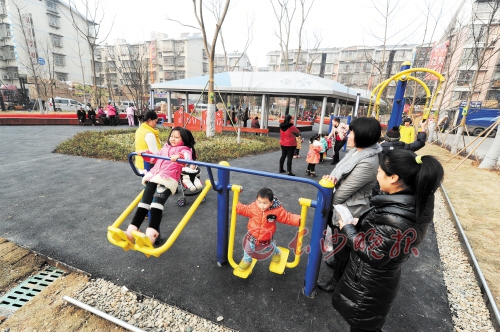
[331,149,444,332]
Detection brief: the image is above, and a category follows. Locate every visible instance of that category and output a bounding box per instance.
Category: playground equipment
[367,62,445,128]
[227,184,312,278]
[107,153,335,297]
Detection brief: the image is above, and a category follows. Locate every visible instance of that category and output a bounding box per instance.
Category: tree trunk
[478,123,500,169]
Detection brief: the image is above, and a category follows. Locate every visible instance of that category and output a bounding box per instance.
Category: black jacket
[332,193,434,330]
[380,131,426,152]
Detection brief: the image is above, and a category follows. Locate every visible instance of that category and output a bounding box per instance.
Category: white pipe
[63,296,146,332]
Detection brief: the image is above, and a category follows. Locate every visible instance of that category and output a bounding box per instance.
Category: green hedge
[54,128,280,163]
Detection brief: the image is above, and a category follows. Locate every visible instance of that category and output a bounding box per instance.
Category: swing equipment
[227,185,311,279]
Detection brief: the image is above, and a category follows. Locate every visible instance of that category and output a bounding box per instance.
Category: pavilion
[151,71,376,133]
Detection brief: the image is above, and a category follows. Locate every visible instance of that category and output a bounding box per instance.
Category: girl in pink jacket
[126,127,196,247]
[305,134,322,177]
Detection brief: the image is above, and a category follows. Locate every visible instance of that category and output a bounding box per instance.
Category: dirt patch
[420,143,500,307]
[0,239,127,331]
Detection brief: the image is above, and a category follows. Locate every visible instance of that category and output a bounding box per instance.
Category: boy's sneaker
[238,260,252,271]
[272,253,281,264]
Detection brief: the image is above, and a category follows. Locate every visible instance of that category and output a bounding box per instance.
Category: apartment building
[438,0,500,110]
[266,44,433,102]
[214,51,252,73]
[2,0,94,87]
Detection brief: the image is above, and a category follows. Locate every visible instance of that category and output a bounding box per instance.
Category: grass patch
[53,128,281,163]
[419,143,500,308]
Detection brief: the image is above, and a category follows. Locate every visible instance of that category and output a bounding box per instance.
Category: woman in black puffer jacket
[332,149,444,332]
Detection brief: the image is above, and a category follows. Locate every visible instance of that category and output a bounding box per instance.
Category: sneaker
[310,172,318,177]
[306,170,310,175]
[272,253,281,264]
[238,260,252,271]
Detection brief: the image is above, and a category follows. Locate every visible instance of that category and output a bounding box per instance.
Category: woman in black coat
[332,149,444,332]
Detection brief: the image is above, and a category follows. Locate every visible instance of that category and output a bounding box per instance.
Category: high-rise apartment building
[2,0,94,86]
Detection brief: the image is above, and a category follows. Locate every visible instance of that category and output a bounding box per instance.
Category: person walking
[279,114,300,176]
[327,117,350,165]
[331,149,444,332]
[126,103,137,127]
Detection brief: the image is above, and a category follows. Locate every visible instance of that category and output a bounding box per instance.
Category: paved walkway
[0,125,453,331]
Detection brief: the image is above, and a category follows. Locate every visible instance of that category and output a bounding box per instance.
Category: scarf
[330,143,382,182]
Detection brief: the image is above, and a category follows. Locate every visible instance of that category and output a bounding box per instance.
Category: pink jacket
[142,144,192,182]
[107,105,117,116]
[306,142,322,164]
[329,122,349,141]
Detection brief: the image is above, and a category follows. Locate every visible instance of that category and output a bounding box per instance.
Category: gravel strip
[434,191,495,332]
[71,192,495,332]
[72,278,236,332]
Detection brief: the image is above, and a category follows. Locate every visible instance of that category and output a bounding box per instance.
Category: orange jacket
[236,197,300,242]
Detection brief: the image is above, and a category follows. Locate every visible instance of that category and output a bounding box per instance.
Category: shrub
[54,129,280,164]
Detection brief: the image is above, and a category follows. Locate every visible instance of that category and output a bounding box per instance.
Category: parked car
[454,108,500,137]
[118,101,134,112]
[50,97,81,112]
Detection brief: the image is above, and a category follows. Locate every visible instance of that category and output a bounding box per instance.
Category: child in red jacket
[236,188,300,271]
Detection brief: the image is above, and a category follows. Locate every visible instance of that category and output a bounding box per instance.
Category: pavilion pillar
[167,91,172,122]
[333,98,339,116]
[260,94,266,129]
[294,96,299,125]
[318,96,327,134]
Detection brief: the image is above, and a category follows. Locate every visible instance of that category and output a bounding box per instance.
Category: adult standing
[331,149,444,332]
[242,107,249,127]
[126,103,137,127]
[279,114,300,176]
[317,117,382,292]
[399,117,415,143]
[327,117,350,165]
[106,102,117,126]
[134,111,161,174]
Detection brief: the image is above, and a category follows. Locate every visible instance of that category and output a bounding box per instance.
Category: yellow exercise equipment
[228,185,311,278]
[107,179,212,257]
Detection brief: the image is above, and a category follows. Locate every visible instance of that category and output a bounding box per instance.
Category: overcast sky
[87,0,464,67]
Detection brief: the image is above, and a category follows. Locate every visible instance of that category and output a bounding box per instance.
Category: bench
[221,126,269,135]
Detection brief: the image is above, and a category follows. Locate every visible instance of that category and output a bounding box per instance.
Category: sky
[82,0,464,67]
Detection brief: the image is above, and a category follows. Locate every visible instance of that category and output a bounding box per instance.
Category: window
[468,25,487,44]
[50,34,62,48]
[53,53,65,66]
[158,52,162,58]
[203,63,208,72]
[486,90,500,101]
[120,45,129,55]
[5,45,15,59]
[163,40,174,51]
[46,0,59,13]
[456,70,474,86]
[95,62,102,72]
[175,41,184,53]
[452,91,470,101]
[47,14,60,28]
[164,56,174,65]
[55,72,67,81]
[88,23,96,38]
[176,57,184,67]
[177,72,185,79]
[460,48,481,67]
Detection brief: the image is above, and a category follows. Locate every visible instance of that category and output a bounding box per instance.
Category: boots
[317,274,339,292]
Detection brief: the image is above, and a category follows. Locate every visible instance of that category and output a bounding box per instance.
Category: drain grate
[0,266,65,312]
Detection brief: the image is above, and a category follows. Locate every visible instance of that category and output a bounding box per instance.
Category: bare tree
[67,0,114,105]
[270,0,297,72]
[192,0,230,137]
[451,0,500,155]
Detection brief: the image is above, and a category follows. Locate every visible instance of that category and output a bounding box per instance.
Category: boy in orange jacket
[236,188,300,271]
